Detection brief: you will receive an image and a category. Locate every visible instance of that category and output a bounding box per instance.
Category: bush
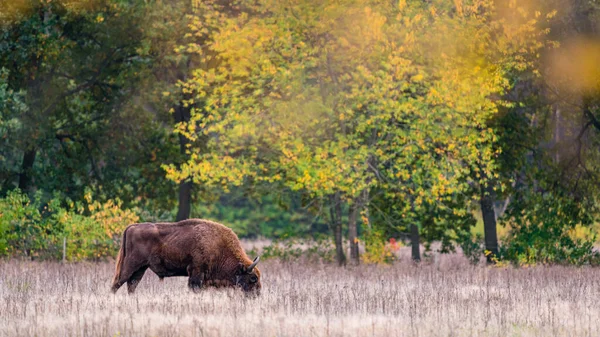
[0,189,138,261]
[0,190,62,259]
[361,227,399,264]
[501,191,599,266]
[455,231,484,265]
[57,195,139,261]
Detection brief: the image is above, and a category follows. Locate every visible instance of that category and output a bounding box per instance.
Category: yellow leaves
[395,170,410,181]
[454,0,463,17]
[398,0,407,11]
[55,190,139,261]
[412,14,423,24]
[164,0,541,206]
[281,148,298,163]
[298,169,311,185]
[429,5,437,17]
[404,31,415,44]
[337,37,350,48]
[411,73,424,82]
[84,191,92,204]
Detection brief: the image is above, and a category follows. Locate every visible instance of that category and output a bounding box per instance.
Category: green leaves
[0,0,173,205]
[501,189,599,266]
[0,188,139,260]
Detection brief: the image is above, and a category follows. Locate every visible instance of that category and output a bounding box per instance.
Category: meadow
[1,251,599,337]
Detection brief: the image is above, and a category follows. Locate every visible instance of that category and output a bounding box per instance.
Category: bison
[111,219,261,295]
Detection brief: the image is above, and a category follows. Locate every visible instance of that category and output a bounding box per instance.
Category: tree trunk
[18,147,37,193]
[410,223,421,262]
[174,104,192,221]
[480,183,499,263]
[348,189,368,265]
[348,202,359,265]
[176,180,192,221]
[330,192,346,266]
[554,106,560,163]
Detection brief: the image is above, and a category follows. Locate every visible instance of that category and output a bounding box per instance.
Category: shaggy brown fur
[111,219,261,294]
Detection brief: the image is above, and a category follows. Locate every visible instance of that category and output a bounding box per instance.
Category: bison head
[235,256,261,295]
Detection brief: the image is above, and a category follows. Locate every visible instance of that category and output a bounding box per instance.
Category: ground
[1,255,599,337]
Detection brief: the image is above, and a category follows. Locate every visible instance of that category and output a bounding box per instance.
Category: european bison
[111,219,261,295]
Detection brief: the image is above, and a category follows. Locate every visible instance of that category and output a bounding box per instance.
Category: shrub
[0,190,62,259]
[501,191,599,266]
[0,189,138,261]
[361,228,399,264]
[455,231,484,265]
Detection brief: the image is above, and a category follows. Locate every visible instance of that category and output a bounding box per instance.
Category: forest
[1,0,600,267]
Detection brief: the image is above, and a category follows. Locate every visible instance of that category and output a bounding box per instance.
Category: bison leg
[127,267,147,294]
[111,281,124,293]
[111,272,132,293]
[112,259,147,294]
[187,266,204,292]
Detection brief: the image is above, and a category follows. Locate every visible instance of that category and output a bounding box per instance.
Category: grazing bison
[111,219,261,295]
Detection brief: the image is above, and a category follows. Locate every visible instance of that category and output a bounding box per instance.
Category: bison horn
[247,256,260,272]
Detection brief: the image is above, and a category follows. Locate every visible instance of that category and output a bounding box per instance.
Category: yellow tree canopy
[164,0,551,209]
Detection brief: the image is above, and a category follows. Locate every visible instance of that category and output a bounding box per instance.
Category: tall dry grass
[1,255,599,337]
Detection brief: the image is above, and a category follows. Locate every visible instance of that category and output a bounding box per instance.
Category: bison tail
[112,226,129,289]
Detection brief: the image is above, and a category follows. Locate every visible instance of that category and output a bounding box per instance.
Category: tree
[494,0,600,264]
[163,0,550,265]
[134,0,200,221]
[0,1,178,213]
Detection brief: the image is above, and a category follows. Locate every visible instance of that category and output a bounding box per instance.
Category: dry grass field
[1,254,600,337]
